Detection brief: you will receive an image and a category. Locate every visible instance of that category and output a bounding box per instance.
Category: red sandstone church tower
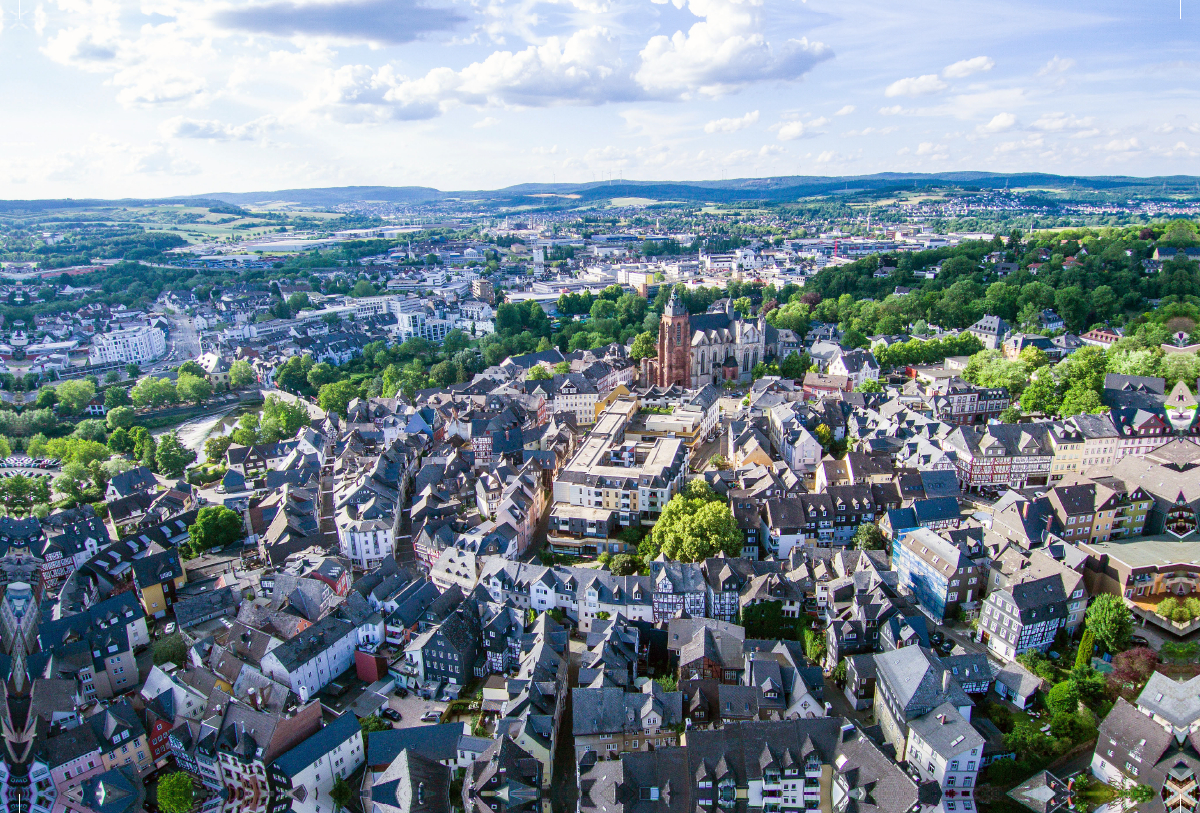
[657,288,690,387]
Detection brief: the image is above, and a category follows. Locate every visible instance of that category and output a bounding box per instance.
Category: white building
[261,615,357,702]
[269,713,365,813]
[904,703,984,812]
[88,325,166,365]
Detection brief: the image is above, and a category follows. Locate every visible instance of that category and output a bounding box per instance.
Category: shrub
[1046,681,1080,716]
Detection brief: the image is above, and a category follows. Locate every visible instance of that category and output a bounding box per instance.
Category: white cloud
[758,144,782,156]
[1103,137,1140,152]
[843,125,897,136]
[915,141,947,157]
[835,104,855,116]
[774,115,827,141]
[879,105,904,115]
[942,56,994,78]
[1031,112,1094,131]
[314,27,638,121]
[977,112,1016,133]
[635,0,831,97]
[1038,56,1075,76]
[884,74,946,97]
[704,110,759,133]
[160,115,276,140]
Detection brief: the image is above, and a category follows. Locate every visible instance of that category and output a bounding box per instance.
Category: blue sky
[2,0,1199,197]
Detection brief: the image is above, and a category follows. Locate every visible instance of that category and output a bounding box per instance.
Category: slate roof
[265,613,355,672]
[1137,672,1200,731]
[371,748,452,813]
[367,723,467,768]
[873,646,972,719]
[272,711,360,778]
[908,701,984,759]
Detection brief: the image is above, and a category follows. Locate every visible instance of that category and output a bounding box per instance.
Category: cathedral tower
[657,288,690,387]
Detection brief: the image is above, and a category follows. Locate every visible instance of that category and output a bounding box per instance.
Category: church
[641,288,783,388]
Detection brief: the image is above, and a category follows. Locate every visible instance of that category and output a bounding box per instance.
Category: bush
[153,633,187,666]
[1046,681,1080,715]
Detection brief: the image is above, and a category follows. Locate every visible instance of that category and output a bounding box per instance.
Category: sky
[2,0,1200,198]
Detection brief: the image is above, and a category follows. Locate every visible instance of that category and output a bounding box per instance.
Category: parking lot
[383,689,449,728]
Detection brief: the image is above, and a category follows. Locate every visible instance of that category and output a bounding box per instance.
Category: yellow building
[132,548,187,619]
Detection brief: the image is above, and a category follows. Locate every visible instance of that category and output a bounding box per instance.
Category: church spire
[664,287,687,317]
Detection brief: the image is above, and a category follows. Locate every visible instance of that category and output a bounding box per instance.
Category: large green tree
[155,433,196,477]
[156,772,194,813]
[645,479,742,562]
[55,379,96,415]
[1086,594,1133,653]
[186,505,245,558]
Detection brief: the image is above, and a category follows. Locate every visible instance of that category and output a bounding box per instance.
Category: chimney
[942,670,953,694]
[937,713,947,725]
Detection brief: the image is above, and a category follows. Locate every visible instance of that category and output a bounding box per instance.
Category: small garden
[979,595,1145,799]
[1153,595,1200,624]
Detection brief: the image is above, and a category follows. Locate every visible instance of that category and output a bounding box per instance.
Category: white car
[420,710,441,723]
[163,622,177,636]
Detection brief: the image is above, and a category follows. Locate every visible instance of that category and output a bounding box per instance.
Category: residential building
[269,713,365,813]
[89,326,166,365]
[548,399,689,556]
[131,548,186,619]
[892,527,984,622]
[977,575,1068,661]
[261,613,358,702]
[967,315,1010,350]
[575,718,920,813]
[571,682,684,760]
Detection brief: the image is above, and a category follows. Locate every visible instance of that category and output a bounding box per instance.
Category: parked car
[396,687,409,698]
[421,710,442,723]
[381,708,401,722]
[163,622,177,636]
[1130,635,1150,648]
[930,631,944,646]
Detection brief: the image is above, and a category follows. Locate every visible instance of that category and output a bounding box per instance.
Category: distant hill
[182,172,1200,208]
[2,172,1198,211]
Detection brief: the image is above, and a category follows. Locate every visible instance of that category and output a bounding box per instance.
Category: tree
[856,378,883,393]
[178,360,205,377]
[1075,628,1095,671]
[131,376,178,408]
[55,379,96,415]
[262,395,312,437]
[125,363,141,379]
[802,624,826,663]
[709,454,730,471]
[609,554,642,576]
[527,365,552,381]
[319,380,360,417]
[156,772,194,813]
[307,362,341,390]
[1106,647,1159,702]
[176,372,213,405]
[330,777,354,812]
[153,632,187,665]
[832,658,848,683]
[1059,386,1105,418]
[72,419,108,443]
[853,523,887,551]
[429,360,457,388]
[155,433,196,477]
[186,505,245,558]
[654,675,678,692]
[229,359,256,388]
[108,427,133,454]
[0,436,10,459]
[106,406,135,430]
[359,714,393,733]
[1087,594,1133,653]
[780,352,808,379]
[34,386,57,409]
[814,423,833,450]
[105,386,131,409]
[205,434,234,463]
[1046,680,1080,715]
[630,332,656,361]
[647,483,743,562]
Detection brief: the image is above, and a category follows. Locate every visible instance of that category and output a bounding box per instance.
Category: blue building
[891,527,983,622]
